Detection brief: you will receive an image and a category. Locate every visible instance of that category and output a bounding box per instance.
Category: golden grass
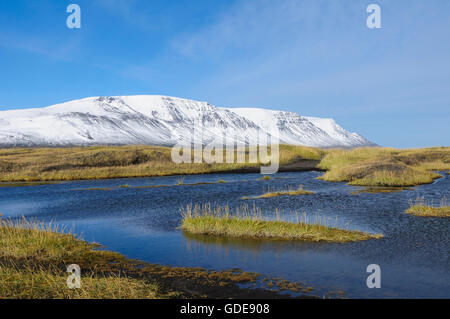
[242,185,314,199]
[405,197,450,218]
[0,217,160,299]
[318,147,450,187]
[180,204,383,243]
[0,265,159,299]
[0,145,447,188]
[0,145,320,182]
[277,144,324,162]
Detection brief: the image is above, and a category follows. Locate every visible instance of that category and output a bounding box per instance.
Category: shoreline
[0,145,448,187]
[209,160,323,174]
[0,217,321,299]
[0,159,323,184]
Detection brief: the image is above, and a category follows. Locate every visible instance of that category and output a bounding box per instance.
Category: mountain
[0,95,375,148]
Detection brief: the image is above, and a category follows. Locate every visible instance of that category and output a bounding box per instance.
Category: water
[0,171,449,298]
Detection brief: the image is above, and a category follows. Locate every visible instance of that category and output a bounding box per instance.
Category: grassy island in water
[181,204,383,243]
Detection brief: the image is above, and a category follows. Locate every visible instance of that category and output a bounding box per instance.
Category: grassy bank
[180,204,383,243]
[0,145,320,182]
[405,197,450,217]
[0,216,319,299]
[318,147,450,187]
[0,217,160,298]
[242,185,314,199]
[0,145,448,187]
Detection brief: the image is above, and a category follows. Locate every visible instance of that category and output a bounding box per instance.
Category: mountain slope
[0,95,375,148]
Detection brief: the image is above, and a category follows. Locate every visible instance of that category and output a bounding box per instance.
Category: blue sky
[0,0,449,147]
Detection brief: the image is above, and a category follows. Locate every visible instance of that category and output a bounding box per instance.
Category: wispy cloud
[171,0,361,59]
[167,0,450,111]
[93,0,152,29]
[0,31,82,61]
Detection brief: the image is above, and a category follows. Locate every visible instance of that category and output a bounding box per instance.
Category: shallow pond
[0,171,448,298]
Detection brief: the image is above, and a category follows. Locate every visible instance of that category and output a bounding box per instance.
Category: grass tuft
[176,176,185,185]
[0,216,160,299]
[242,185,313,199]
[0,264,159,299]
[405,197,450,217]
[180,204,383,243]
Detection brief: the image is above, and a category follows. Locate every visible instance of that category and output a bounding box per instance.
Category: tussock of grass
[180,204,383,243]
[405,197,450,217]
[0,217,159,299]
[0,265,158,299]
[0,218,87,260]
[318,147,449,187]
[242,185,313,199]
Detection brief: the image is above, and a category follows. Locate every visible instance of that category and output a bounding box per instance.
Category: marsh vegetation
[180,204,383,243]
[0,145,320,183]
[241,185,314,199]
[0,216,317,299]
[0,145,447,188]
[405,197,450,217]
[0,216,160,298]
[318,147,449,187]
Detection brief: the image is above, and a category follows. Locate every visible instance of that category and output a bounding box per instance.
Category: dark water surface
[0,171,449,298]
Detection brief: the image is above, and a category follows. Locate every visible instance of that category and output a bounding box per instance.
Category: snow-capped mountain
[0,95,375,148]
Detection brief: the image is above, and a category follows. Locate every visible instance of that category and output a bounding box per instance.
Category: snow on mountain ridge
[0,95,375,148]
